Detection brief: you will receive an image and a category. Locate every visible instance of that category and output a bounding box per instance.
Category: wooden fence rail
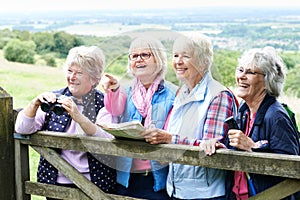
[1,87,300,200]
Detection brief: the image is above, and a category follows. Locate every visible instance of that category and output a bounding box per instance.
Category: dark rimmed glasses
[128,52,153,61]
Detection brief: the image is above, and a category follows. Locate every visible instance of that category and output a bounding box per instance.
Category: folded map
[97,120,145,140]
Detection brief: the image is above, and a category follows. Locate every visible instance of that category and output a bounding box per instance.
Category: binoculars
[41,96,65,115]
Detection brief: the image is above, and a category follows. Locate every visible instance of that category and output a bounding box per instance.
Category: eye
[236,67,244,73]
[141,53,150,57]
[183,55,191,59]
[77,71,84,76]
[173,54,179,58]
[128,53,138,60]
[132,54,138,59]
[246,71,256,75]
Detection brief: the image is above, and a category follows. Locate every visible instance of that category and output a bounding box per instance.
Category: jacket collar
[176,72,210,103]
[239,93,276,126]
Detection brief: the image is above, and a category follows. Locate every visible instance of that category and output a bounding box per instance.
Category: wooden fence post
[0,87,15,200]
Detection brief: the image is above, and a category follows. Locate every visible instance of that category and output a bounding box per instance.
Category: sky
[0,0,299,12]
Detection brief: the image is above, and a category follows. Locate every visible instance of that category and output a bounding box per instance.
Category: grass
[0,55,66,108]
[0,51,65,200]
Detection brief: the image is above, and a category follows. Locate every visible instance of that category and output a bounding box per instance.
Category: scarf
[131,76,162,127]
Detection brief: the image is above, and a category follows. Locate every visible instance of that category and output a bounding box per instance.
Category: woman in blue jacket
[101,36,176,199]
[225,46,299,199]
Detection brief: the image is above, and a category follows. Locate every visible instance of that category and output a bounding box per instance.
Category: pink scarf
[131,76,162,127]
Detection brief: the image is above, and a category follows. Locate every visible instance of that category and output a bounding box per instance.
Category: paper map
[97,120,145,140]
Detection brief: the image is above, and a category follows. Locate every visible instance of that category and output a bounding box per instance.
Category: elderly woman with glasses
[203,46,299,200]
[101,36,177,200]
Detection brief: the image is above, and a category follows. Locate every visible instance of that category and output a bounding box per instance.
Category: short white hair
[63,45,105,87]
[238,46,286,97]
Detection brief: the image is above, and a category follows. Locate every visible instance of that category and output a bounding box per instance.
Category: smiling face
[172,34,213,90]
[66,64,93,98]
[129,48,158,85]
[172,50,203,90]
[236,66,266,103]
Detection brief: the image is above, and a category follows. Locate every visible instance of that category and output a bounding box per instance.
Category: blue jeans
[117,172,170,200]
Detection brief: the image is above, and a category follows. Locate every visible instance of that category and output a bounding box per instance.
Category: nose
[135,55,143,61]
[236,71,247,79]
[70,72,77,80]
[174,56,184,64]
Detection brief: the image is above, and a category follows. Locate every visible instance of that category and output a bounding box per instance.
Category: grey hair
[238,46,286,97]
[173,32,213,73]
[127,37,167,78]
[63,45,105,87]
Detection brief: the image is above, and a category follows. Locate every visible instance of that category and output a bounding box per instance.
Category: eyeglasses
[236,67,265,76]
[128,52,152,61]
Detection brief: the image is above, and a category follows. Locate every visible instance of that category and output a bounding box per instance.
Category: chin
[236,92,246,99]
[68,87,78,94]
[177,75,188,83]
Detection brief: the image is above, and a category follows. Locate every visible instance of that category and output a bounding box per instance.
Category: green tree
[284,65,300,98]
[3,39,36,64]
[213,49,241,87]
[13,30,31,41]
[33,32,55,53]
[98,35,131,66]
[0,29,14,49]
[281,54,296,70]
[281,51,300,70]
[53,31,83,57]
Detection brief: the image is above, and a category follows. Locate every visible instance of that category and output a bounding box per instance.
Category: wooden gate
[1,87,300,200]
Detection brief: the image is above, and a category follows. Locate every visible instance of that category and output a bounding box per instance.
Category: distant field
[58,23,172,37]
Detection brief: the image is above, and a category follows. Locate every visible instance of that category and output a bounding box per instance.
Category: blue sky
[0,0,299,12]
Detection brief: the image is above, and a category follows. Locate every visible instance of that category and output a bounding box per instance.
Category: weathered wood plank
[0,87,15,200]
[25,181,92,200]
[14,109,30,200]
[249,179,300,200]
[25,181,144,200]
[15,131,300,179]
[14,139,30,200]
[30,145,113,200]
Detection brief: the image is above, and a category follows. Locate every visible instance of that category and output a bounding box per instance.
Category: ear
[91,78,99,88]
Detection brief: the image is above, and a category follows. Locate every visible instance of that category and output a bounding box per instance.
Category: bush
[42,54,57,67]
[3,39,36,64]
[284,65,300,98]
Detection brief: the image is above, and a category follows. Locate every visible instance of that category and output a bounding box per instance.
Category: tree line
[0,29,299,97]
